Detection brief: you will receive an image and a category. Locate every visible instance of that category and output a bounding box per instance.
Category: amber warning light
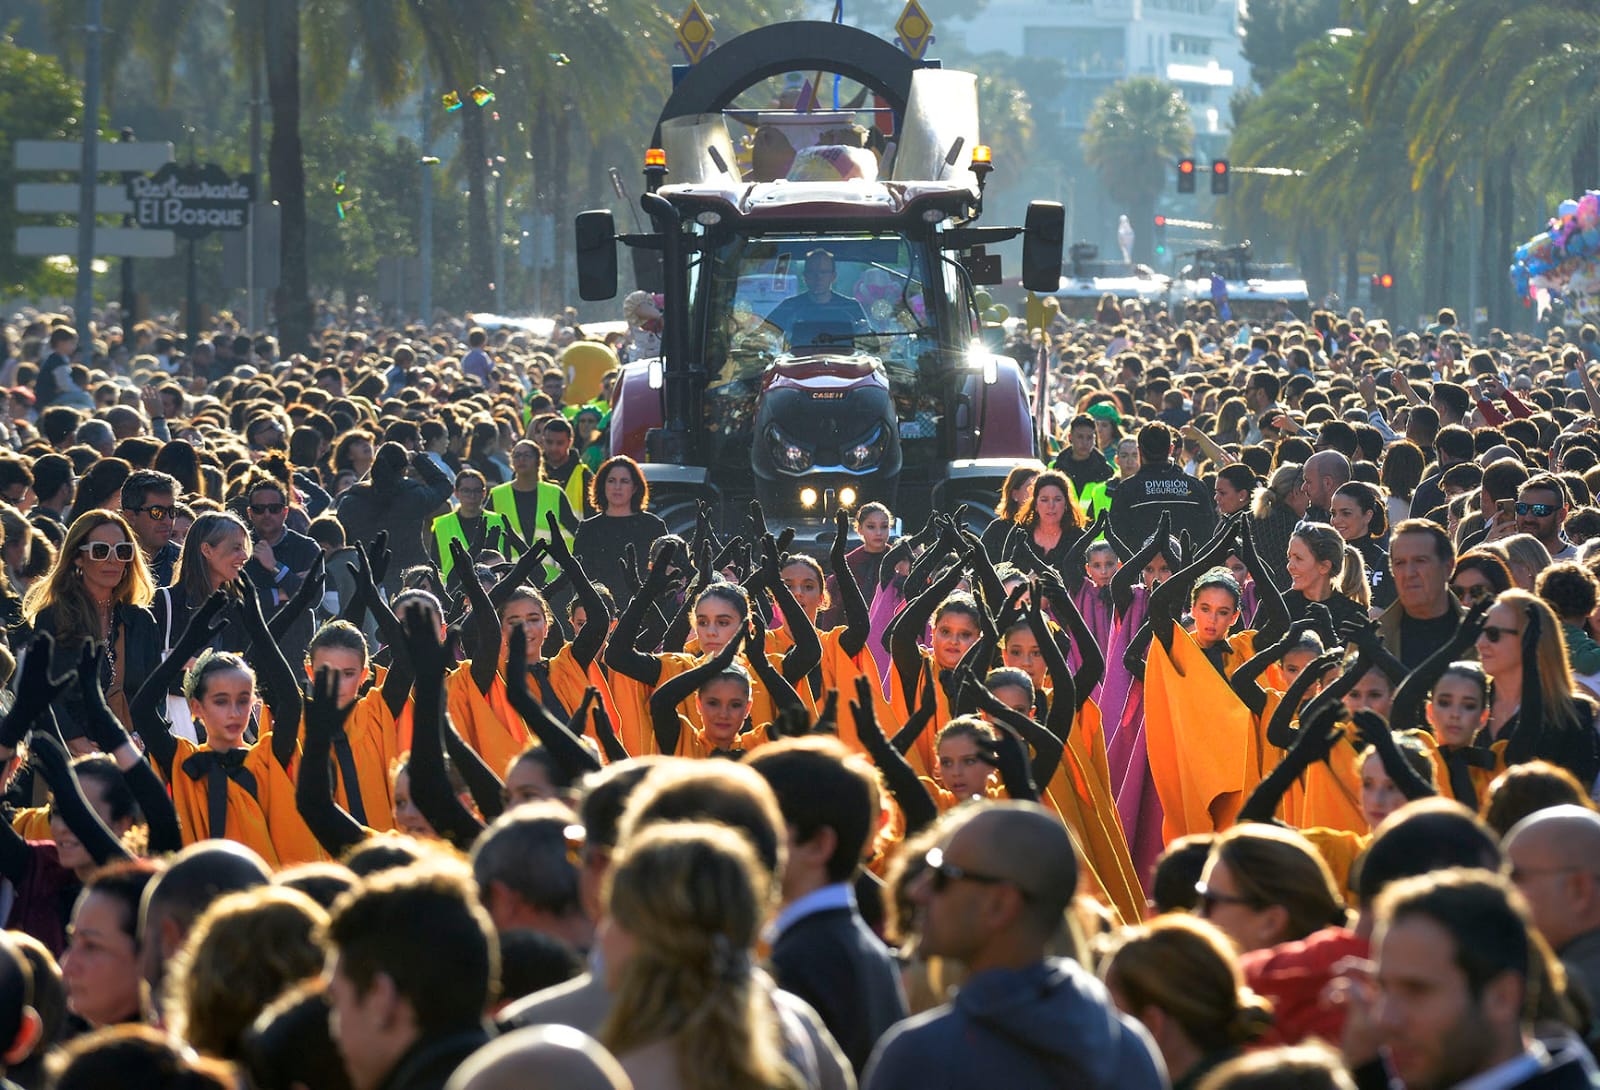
[971,145,992,165]
[644,148,667,168]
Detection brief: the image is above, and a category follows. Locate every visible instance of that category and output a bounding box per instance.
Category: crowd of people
[0,296,1592,1089]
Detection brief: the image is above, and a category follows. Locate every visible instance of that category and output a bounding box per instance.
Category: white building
[945,0,1247,139]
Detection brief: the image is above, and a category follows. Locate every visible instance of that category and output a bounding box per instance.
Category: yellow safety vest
[555,460,589,516]
[432,510,508,582]
[488,480,572,578]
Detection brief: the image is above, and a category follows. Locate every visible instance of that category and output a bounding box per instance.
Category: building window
[1170,33,1211,56]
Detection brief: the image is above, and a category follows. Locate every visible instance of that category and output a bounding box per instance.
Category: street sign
[15,226,176,259]
[896,0,934,60]
[13,140,173,173]
[15,182,132,216]
[677,0,714,64]
[126,163,255,239]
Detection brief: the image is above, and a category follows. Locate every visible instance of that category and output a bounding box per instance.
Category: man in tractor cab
[763,249,870,346]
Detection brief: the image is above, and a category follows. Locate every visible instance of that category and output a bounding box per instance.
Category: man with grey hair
[469,800,591,953]
[1504,804,1600,1026]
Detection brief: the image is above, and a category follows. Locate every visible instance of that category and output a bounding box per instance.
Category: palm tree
[1082,77,1192,263]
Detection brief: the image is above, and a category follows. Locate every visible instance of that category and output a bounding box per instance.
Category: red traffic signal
[1154,215,1167,226]
[1379,273,1394,289]
[1210,159,1230,194]
[1177,158,1196,193]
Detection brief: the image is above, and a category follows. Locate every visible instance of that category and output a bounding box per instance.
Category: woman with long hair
[22,511,157,743]
[1003,470,1085,576]
[156,511,253,652]
[153,439,205,499]
[1249,463,1308,585]
[599,822,804,1090]
[979,464,1041,558]
[1380,440,1425,525]
[572,454,668,610]
[1102,916,1273,1089]
[1329,482,1393,611]
[1449,549,1514,610]
[1282,523,1369,632]
[1194,824,1348,954]
[1475,589,1600,786]
[72,458,132,516]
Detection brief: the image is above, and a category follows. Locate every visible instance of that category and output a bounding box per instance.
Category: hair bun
[1227,990,1276,1044]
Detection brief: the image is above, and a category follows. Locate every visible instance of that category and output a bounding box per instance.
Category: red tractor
[576,20,1063,547]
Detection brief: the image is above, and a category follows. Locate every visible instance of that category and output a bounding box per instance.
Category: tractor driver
[762,249,870,346]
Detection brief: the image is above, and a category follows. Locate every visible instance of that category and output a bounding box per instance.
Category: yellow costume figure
[164,734,325,867]
[263,685,399,836]
[1144,628,1256,844]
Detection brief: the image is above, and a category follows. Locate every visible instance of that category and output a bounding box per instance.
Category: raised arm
[505,627,604,781]
[1265,649,1344,751]
[752,538,822,685]
[605,542,675,687]
[296,666,371,859]
[266,552,326,643]
[1037,571,1101,708]
[648,628,745,755]
[29,732,130,866]
[850,675,937,837]
[235,578,303,771]
[1028,593,1078,741]
[1111,511,1171,621]
[1238,700,1345,824]
[74,643,182,855]
[452,539,508,696]
[1353,711,1436,801]
[1060,510,1109,594]
[745,611,808,730]
[829,511,871,657]
[889,552,969,702]
[398,603,485,851]
[1238,520,1289,644]
[1230,616,1318,719]
[1388,604,1486,733]
[545,512,610,670]
[129,591,231,778]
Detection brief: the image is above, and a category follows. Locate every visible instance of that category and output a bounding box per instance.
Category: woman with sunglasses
[1192,823,1348,954]
[21,512,157,748]
[1475,589,1600,787]
[1450,549,1513,611]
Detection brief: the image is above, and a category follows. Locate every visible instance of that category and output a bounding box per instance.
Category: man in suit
[748,736,908,1075]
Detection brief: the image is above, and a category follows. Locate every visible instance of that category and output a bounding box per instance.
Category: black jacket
[334,457,455,587]
[31,603,159,740]
[770,904,908,1075]
[376,1027,492,1090]
[1108,463,1216,555]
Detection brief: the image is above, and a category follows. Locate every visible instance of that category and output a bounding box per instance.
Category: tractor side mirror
[1021,200,1065,293]
[575,210,618,301]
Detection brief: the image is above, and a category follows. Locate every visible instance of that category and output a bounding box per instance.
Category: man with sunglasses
[242,476,319,640]
[1516,475,1576,561]
[863,803,1163,1090]
[120,469,181,587]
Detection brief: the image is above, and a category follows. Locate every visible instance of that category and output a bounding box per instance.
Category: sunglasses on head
[78,541,136,562]
[1481,623,1523,643]
[248,503,286,515]
[125,504,177,521]
[1515,502,1558,518]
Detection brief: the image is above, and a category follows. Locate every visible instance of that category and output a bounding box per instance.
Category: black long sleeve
[648,634,744,754]
[850,677,938,837]
[123,757,182,855]
[296,686,370,859]
[605,561,671,686]
[238,589,303,771]
[505,630,603,782]
[830,514,871,658]
[1265,650,1342,751]
[889,562,965,702]
[31,735,130,867]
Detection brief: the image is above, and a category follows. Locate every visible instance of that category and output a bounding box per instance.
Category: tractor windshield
[700,232,936,387]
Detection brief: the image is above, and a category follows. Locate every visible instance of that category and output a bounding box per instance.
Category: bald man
[445,1025,629,1090]
[863,802,1164,1090]
[1505,805,1600,1022]
[1302,450,1351,523]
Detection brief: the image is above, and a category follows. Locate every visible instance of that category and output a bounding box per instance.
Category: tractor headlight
[841,425,888,471]
[765,425,813,473]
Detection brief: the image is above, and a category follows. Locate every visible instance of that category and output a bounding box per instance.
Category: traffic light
[1153,214,1168,256]
[1211,159,1230,194]
[1370,272,1395,291]
[1177,158,1196,194]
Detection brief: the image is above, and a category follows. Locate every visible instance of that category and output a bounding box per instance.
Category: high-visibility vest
[488,480,572,577]
[553,459,588,515]
[432,510,508,582]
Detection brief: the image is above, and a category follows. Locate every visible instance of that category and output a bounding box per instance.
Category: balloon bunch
[1511,191,1600,314]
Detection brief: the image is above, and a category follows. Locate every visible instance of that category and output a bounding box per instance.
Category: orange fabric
[446,664,532,778]
[1144,626,1254,844]
[162,736,325,866]
[262,689,398,836]
[818,627,879,754]
[608,654,695,758]
[1299,827,1368,903]
[1040,700,1143,926]
[667,714,763,759]
[10,807,49,841]
[1414,733,1508,807]
[885,650,949,777]
[1294,723,1367,835]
